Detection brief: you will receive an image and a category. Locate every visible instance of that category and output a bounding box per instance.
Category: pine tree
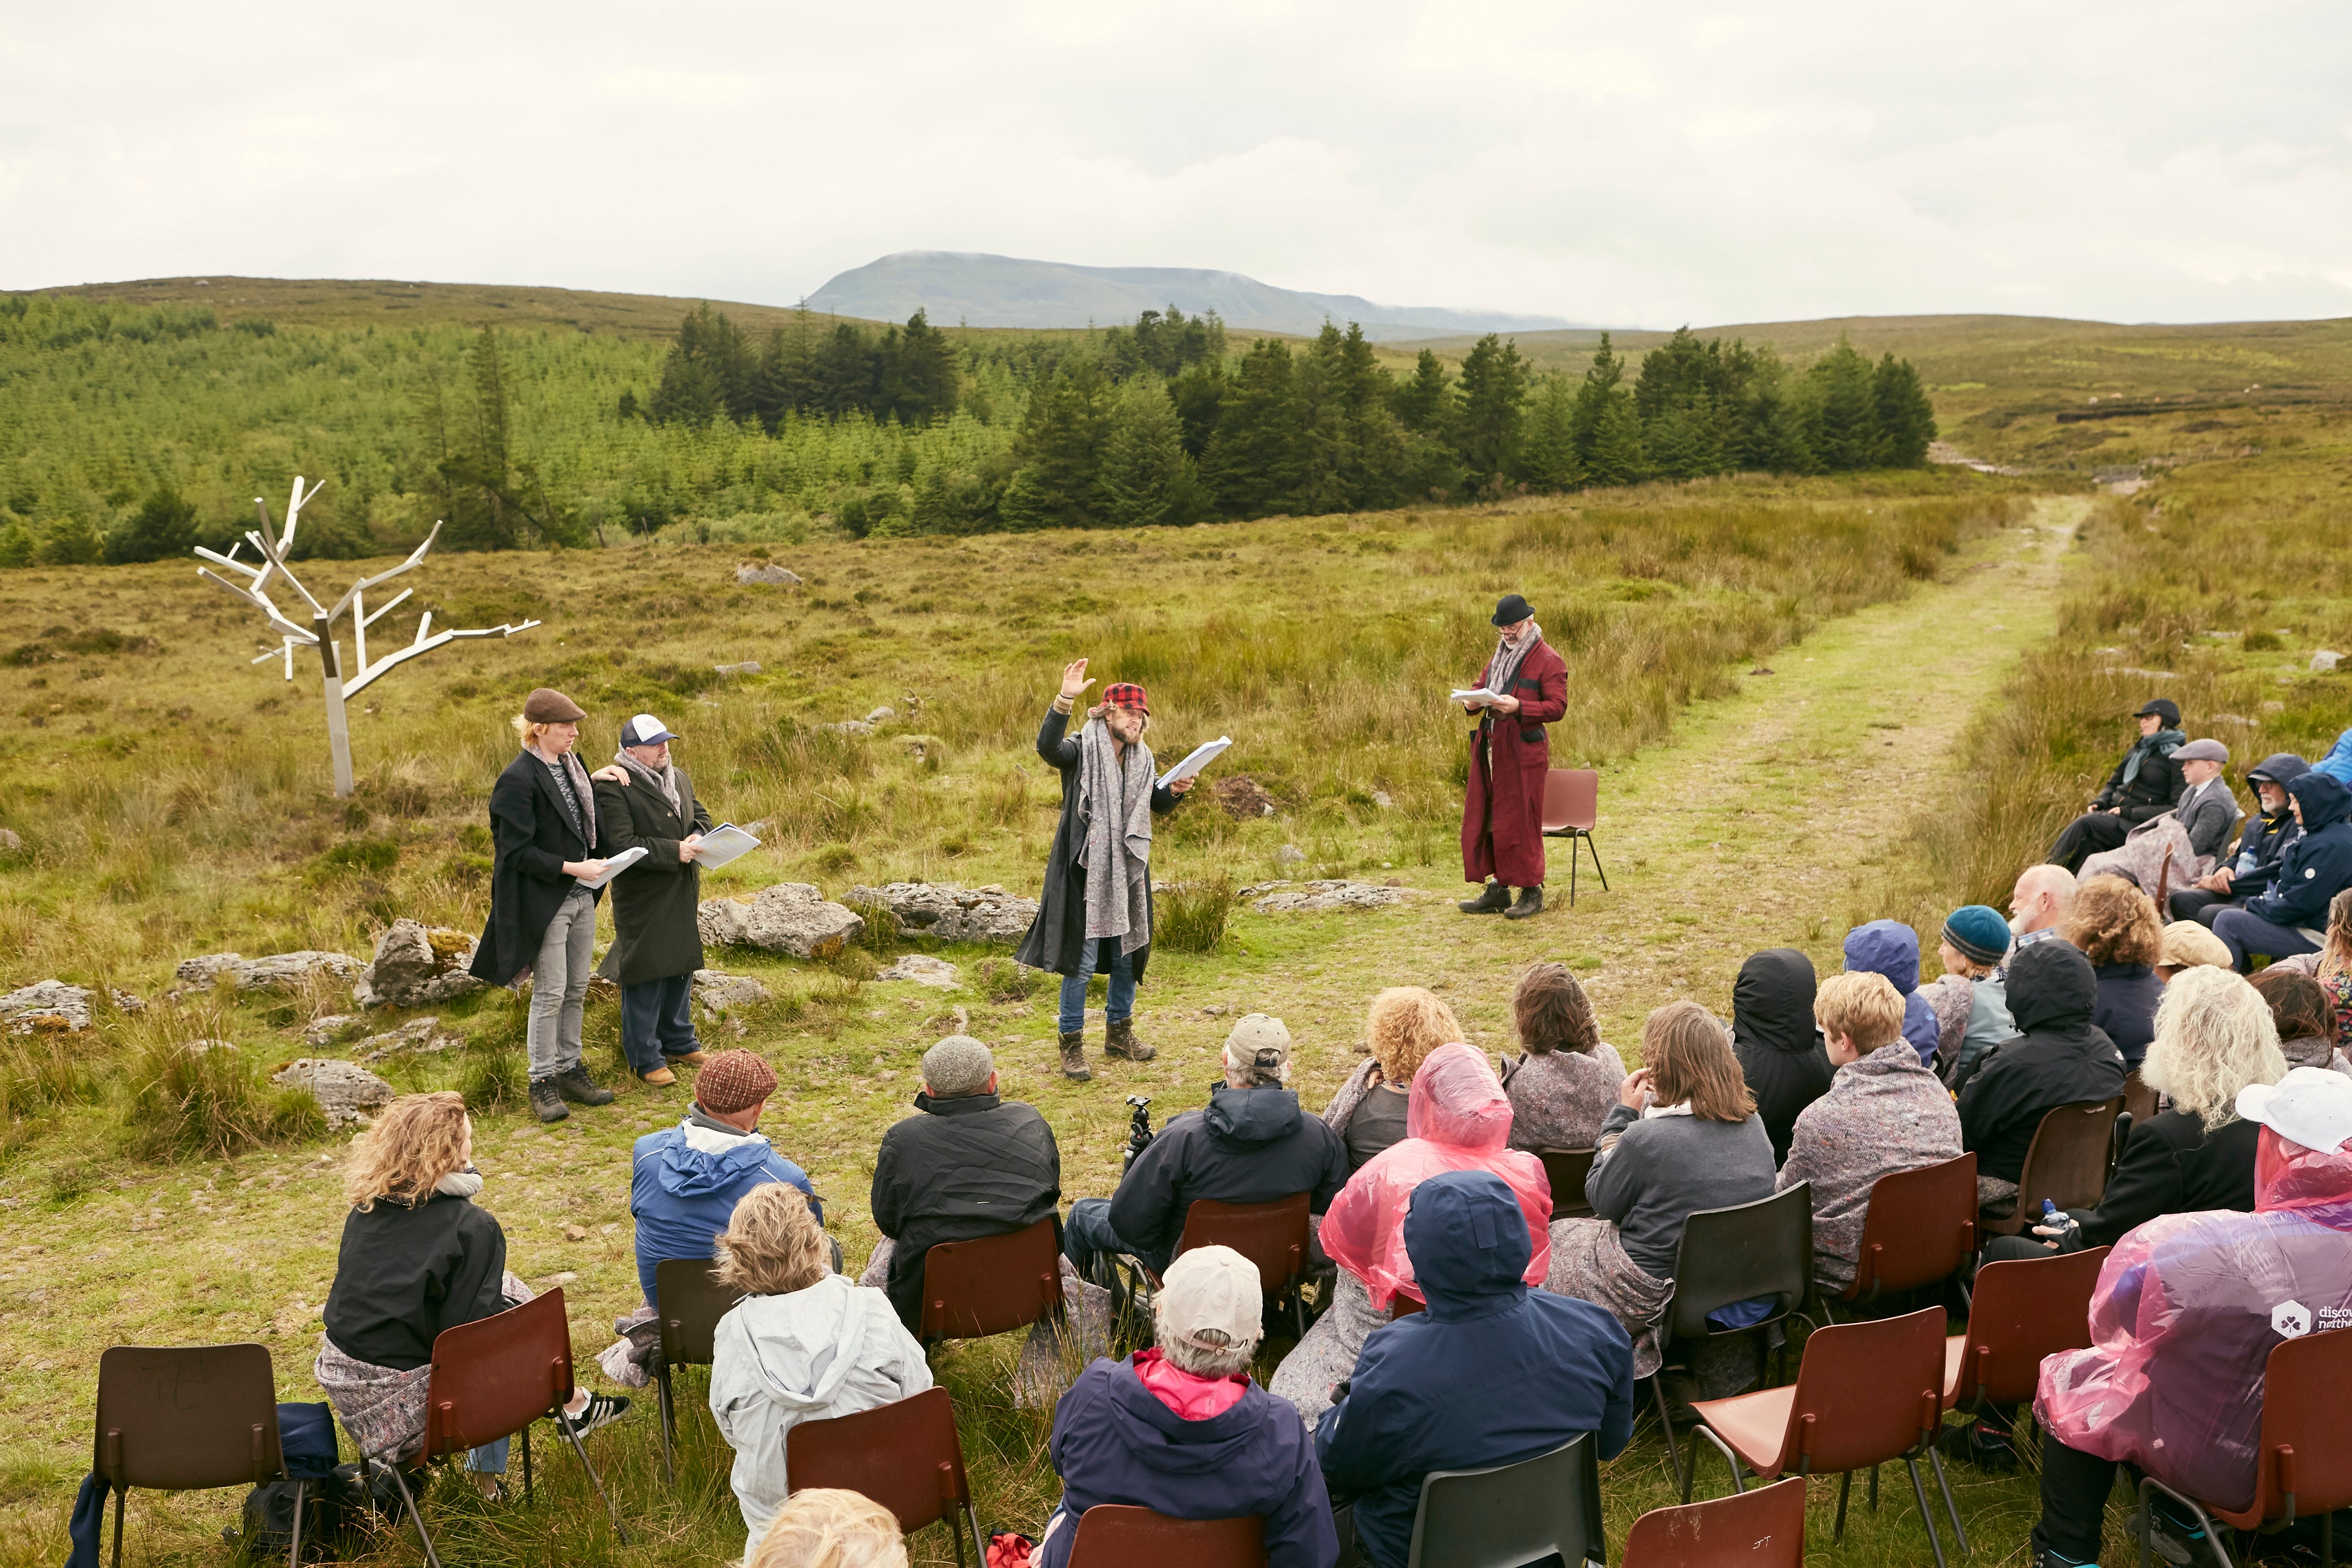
[1394,349,1456,436]
[998,359,1113,529]
[103,485,198,564]
[1201,339,1305,517]
[1646,397,1723,480]
[1515,375,1585,493]
[1569,333,1626,461]
[1807,338,1880,471]
[1169,359,1225,458]
[1584,389,1647,488]
[875,308,960,425]
[649,304,755,425]
[1739,382,1815,474]
[1872,353,1938,466]
[1098,382,1215,529]
[1454,334,1529,484]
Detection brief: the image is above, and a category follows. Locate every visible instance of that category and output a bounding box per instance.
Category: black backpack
[229,1465,380,1562]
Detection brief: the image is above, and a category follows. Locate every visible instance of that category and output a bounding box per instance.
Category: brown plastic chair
[1536,1147,1598,1220]
[1390,1290,1426,1318]
[1067,1505,1266,1567]
[652,1257,747,1482]
[1683,1306,1965,1568]
[376,1288,627,1568]
[1621,1475,1806,1567]
[1836,1152,1978,1309]
[1175,1193,1312,1336]
[920,1217,1064,1343]
[1943,1246,2108,1416]
[786,1387,986,1568]
[93,1343,300,1568]
[2138,1326,2352,1567]
[1539,768,1609,906]
[2121,1069,2159,1124]
[1982,1096,2125,1237]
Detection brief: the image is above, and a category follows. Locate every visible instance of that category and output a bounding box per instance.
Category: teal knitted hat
[1942,906,2012,967]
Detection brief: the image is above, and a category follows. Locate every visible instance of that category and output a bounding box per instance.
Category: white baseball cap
[2237,1066,2352,1154]
[1157,1245,1263,1354]
[621,713,679,747]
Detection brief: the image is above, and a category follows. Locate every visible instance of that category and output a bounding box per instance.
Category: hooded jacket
[1957,943,2125,1185]
[1316,1172,1634,1568]
[630,1112,819,1306]
[1843,921,1941,1065]
[1106,1085,1350,1275]
[869,1090,1061,1331]
[2312,727,2352,789]
[2223,753,2310,898]
[707,1275,932,1557]
[2244,772,2352,930]
[1730,949,1833,1164]
[1039,1352,1337,1568]
[322,1190,508,1371]
[1776,1042,1965,1290]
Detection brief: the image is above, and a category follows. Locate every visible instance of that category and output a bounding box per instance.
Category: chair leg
[1927,1445,1970,1555]
[380,1460,444,1568]
[1835,1471,1852,1541]
[1587,833,1609,892]
[657,1360,676,1486]
[287,1478,304,1568]
[1869,1463,1880,1511]
[1650,1375,1686,1499]
[521,1422,532,1505]
[1569,836,1578,907]
[1906,1460,1950,1568]
[556,1409,631,1544]
[2138,1476,2237,1568]
[110,1485,125,1568]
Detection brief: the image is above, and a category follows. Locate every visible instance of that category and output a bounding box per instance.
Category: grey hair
[921,1035,994,1099]
[2143,966,2287,1132]
[1155,1314,1258,1379]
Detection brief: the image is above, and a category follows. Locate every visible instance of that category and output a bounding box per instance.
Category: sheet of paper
[1450,687,1507,706]
[1157,736,1233,791]
[574,845,647,889]
[690,823,762,871]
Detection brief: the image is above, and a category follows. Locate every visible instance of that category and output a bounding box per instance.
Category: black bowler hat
[1492,593,1533,627]
[2135,698,2181,725]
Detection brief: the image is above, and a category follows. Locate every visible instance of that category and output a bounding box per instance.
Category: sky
[5,0,2349,327]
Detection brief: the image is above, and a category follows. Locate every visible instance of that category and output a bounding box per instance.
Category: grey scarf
[1484,621,1545,704]
[1077,715,1154,956]
[533,745,599,846]
[613,747,682,815]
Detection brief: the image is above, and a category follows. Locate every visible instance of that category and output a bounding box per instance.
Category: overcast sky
[5,0,2347,326]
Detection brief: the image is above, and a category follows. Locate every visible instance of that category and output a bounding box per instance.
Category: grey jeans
[528,885,596,1080]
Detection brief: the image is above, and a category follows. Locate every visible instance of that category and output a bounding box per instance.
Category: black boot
[1505,885,1544,921]
[529,1077,568,1123]
[1058,1032,1092,1081]
[1458,881,1511,914]
[551,1064,615,1106]
[1105,1018,1156,1062]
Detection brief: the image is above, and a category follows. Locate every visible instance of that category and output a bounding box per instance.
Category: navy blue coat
[1315,1171,1635,1568]
[2246,774,2352,930]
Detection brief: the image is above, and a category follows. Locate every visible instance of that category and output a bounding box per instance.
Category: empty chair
[1535,1148,1598,1221]
[1682,1306,1965,1568]
[1066,1505,1266,1567]
[786,1387,985,1568]
[2136,1327,2352,1568]
[1175,1194,1312,1336]
[920,1216,1064,1343]
[93,1343,299,1568]
[1621,1475,1806,1568]
[1540,769,1608,907]
[1944,1247,2108,1419]
[1403,1433,1606,1568]
[1982,1097,2125,1237]
[1837,1152,1978,1310]
[651,1257,747,1482]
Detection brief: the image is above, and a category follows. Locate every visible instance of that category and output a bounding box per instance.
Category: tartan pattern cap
[694,1049,778,1113]
[1102,683,1150,714]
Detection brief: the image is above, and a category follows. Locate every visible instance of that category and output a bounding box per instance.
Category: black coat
[2068,1109,2259,1249]
[2091,962,2163,1070]
[469,749,602,987]
[1013,706,1186,981]
[321,1192,508,1371]
[869,1092,1062,1331]
[1106,1085,1350,1275]
[1957,943,2127,1185]
[2092,735,2185,824]
[1729,948,1832,1165]
[591,767,714,986]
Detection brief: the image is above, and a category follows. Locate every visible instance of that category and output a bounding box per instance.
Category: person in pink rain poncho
[2029,1066,2352,1567]
[1269,1043,1551,1431]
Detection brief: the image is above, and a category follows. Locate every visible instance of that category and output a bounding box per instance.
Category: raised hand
[1059,657,1095,700]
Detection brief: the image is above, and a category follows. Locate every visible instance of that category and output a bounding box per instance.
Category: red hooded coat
[1460,637,1569,889]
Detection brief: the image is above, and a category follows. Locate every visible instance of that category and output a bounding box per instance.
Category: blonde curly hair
[343,1091,470,1211]
[2142,966,2287,1132]
[1364,987,1464,1085]
[747,1488,905,1568]
[715,1182,829,1296]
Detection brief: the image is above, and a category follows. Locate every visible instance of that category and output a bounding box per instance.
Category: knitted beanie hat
[1942,905,2013,968]
[696,1050,778,1114]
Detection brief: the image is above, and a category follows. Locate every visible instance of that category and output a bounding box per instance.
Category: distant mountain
[805,252,1578,342]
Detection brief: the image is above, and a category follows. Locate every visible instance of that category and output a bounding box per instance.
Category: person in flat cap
[586,712,717,1086]
[2047,698,2187,872]
[1458,593,1569,921]
[1015,657,1196,1081]
[468,687,619,1122]
[2172,752,2310,926]
[2076,738,2244,892]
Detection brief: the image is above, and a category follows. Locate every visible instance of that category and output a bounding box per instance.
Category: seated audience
[1776,973,1964,1293]
[1499,962,1626,1152]
[2272,887,2352,1059]
[1546,1002,1774,1380]
[1039,1246,1337,1568]
[2170,752,2307,925]
[1729,947,1830,1164]
[630,1049,820,1309]
[747,1488,906,1568]
[2064,876,2164,1070]
[1958,941,2127,1219]
[2155,919,2232,979]
[862,1034,1061,1332]
[1322,987,1460,1173]
[1066,1015,1348,1284]
[1842,919,1942,1064]
[317,1092,625,1497]
[708,1184,931,1559]
[1926,904,2016,1088]
[2031,1068,2352,1568]
[2247,967,2352,1076]
[2213,771,2352,970]
[2047,699,2185,872]
[1275,1044,1551,1430]
[2004,864,2078,975]
[1316,1171,1634,1568]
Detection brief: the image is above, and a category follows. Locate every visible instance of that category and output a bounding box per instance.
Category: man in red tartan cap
[1460,593,1567,920]
[1015,659,1196,1080]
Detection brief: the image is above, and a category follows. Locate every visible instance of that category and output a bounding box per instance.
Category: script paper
[690,824,762,871]
[574,845,647,889]
[1157,736,1233,791]
[1450,688,1508,707]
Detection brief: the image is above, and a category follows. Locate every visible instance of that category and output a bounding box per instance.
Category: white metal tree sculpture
[195,475,541,797]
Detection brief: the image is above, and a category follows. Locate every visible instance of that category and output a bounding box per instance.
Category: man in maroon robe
[1460,593,1569,920]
